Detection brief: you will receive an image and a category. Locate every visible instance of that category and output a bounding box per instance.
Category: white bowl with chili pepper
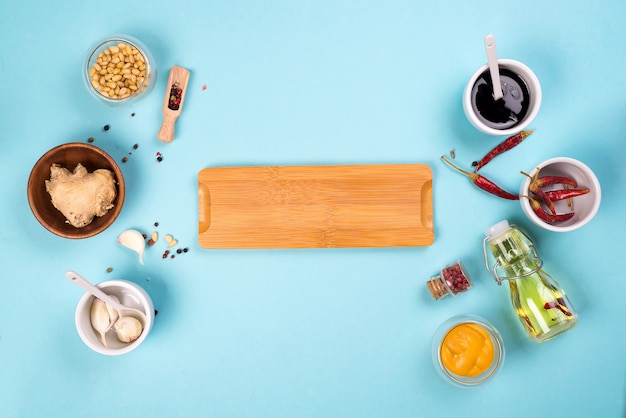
[519,157,601,232]
[83,34,157,106]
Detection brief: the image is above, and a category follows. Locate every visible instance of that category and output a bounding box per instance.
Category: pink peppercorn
[426,261,473,300]
[168,83,183,110]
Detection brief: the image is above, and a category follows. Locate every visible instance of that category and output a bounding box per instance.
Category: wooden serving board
[198,164,433,249]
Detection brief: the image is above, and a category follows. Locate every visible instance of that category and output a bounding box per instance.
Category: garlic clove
[104,295,120,332]
[114,316,143,343]
[117,229,146,265]
[90,298,112,348]
[164,234,178,248]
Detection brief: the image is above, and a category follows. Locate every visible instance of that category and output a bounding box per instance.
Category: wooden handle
[158,113,176,142]
[420,180,433,228]
[198,181,211,233]
[158,65,190,143]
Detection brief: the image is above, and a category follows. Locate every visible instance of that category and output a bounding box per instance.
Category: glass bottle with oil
[483,220,578,343]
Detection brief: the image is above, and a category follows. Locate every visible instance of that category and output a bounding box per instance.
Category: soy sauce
[471,68,530,130]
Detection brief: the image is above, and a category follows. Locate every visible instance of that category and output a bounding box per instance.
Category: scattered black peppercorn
[154,222,159,227]
[183,247,189,253]
[133,143,139,149]
[87,137,95,143]
[176,248,182,254]
[103,124,110,131]
[106,267,113,273]
[471,161,478,167]
[157,156,163,162]
[122,157,128,163]
[131,113,136,117]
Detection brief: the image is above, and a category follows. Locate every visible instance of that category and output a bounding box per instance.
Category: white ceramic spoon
[484,34,504,100]
[65,270,147,326]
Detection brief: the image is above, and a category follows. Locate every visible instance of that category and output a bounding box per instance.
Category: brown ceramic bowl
[27,142,125,239]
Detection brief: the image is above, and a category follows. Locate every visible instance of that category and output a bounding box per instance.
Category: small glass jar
[427,261,473,300]
[83,34,157,106]
[432,315,505,387]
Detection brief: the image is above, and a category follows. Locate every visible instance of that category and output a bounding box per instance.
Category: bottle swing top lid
[484,220,511,239]
[482,219,543,285]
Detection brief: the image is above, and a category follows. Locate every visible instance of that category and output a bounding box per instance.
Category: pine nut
[88,39,150,100]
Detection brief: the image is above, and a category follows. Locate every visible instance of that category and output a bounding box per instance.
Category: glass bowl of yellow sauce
[432,315,505,387]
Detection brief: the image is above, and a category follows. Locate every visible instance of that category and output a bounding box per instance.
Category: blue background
[1,0,625,417]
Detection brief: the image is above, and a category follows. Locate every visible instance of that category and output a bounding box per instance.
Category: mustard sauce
[440,323,495,377]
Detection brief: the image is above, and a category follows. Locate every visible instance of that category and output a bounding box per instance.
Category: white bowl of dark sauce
[463,58,541,136]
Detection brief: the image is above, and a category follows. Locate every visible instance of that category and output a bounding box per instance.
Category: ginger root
[45,163,117,228]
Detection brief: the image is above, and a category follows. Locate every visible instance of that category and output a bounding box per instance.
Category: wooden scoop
[158,66,190,142]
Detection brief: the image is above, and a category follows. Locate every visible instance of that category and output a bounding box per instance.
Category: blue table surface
[2,1,625,417]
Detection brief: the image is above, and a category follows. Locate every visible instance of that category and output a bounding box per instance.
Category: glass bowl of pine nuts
[83,34,157,106]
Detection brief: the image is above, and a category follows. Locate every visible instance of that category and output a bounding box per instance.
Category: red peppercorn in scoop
[158,66,190,143]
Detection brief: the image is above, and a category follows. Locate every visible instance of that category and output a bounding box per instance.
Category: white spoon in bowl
[65,270,147,326]
[484,34,504,101]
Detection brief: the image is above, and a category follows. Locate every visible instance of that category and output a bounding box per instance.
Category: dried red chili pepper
[521,170,556,214]
[524,196,574,223]
[529,172,578,188]
[543,188,590,201]
[531,185,556,214]
[544,299,573,316]
[540,176,577,188]
[441,156,520,200]
[474,130,534,172]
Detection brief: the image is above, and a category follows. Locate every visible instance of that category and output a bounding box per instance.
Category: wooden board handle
[420,180,433,229]
[198,181,211,233]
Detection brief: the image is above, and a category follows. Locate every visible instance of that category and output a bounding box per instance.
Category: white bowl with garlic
[75,280,154,355]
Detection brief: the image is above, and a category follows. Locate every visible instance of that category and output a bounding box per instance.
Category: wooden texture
[158,65,190,143]
[198,164,433,249]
